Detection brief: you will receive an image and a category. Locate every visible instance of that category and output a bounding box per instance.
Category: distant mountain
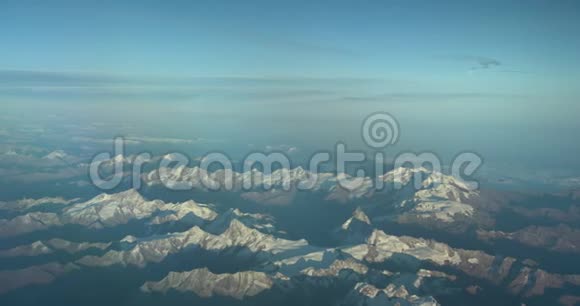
[143,166,482,224]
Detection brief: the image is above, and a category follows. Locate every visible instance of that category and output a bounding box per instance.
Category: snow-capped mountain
[1,168,579,305]
[0,239,110,257]
[144,166,481,225]
[140,268,275,299]
[338,207,374,243]
[42,150,70,161]
[0,189,217,236]
[342,282,439,306]
[76,219,309,268]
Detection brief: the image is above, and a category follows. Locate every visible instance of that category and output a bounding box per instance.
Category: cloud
[0,70,128,87]
[71,136,140,145]
[0,69,378,103]
[338,92,527,104]
[72,135,203,145]
[125,136,203,145]
[264,144,300,154]
[470,56,501,69]
[435,55,501,70]
[0,70,376,89]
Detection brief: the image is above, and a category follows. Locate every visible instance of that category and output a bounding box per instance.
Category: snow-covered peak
[140,268,274,299]
[381,167,431,185]
[42,150,69,160]
[380,168,479,223]
[348,282,440,306]
[120,235,138,243]
[0,239,110,258]
[61,190,160,228]
[221,219,309,254]
[88,189,146,204]
[150,199,218,224]
[205,208,276,234]
[274,249,331,266]
[341,207,371,230]
[144,166,478,207]
[76,218,309,268]
[382,167,474,193]
[342,229,462,266]
[300,258,369,277]
[0,190,220,236]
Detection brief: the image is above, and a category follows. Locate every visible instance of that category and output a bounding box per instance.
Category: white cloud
[72,135,202,145]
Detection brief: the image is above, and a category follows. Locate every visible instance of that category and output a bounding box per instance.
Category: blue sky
[1,1,579,123]
[1,0,580,178]
[1,0,579,80]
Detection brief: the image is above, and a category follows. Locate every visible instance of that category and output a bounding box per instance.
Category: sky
[0,1,578,78]
[1,1,579,98]
[1,0,580,183]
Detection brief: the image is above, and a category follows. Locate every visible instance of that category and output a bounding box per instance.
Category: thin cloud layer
[435,55,502,70]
